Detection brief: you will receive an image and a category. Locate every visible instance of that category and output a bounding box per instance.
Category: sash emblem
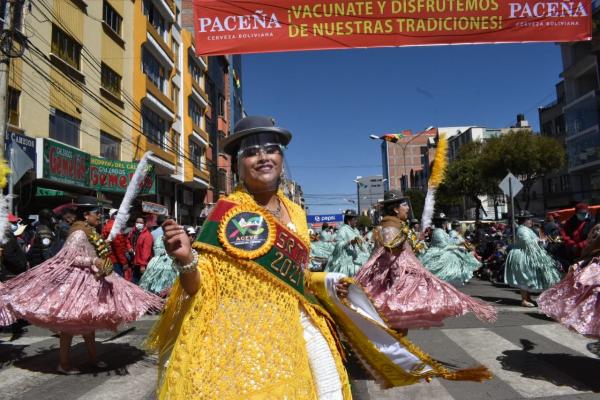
[218,206,276,259]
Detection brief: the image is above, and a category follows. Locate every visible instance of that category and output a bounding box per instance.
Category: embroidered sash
[195,199,315,302]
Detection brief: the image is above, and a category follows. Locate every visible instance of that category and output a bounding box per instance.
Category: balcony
[146,20,174,65]
[564,90,600,138]
[191,79,209,104]
[145,77,176,116]
[567,128,600,171]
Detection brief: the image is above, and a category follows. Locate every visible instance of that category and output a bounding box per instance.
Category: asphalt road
[1,279,599,400]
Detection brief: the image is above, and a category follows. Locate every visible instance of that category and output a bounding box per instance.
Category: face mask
[135,223,144,230]
[577,212,588,221]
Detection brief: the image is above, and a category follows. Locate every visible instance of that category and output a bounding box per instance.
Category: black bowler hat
[380,190,409,205]
[74,195,101,207]
[432,213,447,221]
[517,210,534,222]
[344,209,359,218]
[221,115,292,157]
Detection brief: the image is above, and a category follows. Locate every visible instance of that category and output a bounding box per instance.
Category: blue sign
[5,129,36,169]
[307,214,343,224]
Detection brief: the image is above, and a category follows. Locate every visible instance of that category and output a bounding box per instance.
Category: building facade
[355,175,384,214]
[538,4,600,207]
[381,128,437,193]
[181,1,244,203]
[6,0,215,224]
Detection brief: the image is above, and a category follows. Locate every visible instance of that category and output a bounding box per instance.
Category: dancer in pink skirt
[0,282,15,326]
[0,197,163,373]
[538,224,600,338]
[355,191,496,330]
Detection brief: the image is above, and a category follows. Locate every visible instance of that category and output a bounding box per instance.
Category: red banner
[193,0,592,55]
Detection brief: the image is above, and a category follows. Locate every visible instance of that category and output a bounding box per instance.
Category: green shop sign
[43,139,90,186]
[90,156,156,194]
[36,187,66,197]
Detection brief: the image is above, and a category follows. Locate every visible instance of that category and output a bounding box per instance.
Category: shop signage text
[90,157,156,194]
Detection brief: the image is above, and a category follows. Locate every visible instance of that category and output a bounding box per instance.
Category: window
[8,87,20,126]
[51,25,81,70]
[188,97,204,127]
[100,132,121,160]
[142,0,166,38]
[142,47,166,92]
[49,109,80,147]
[103,1,122,36]
[218,95,226,117]
[141,105,167,146]
[171,84,179,112]
[173,131,180,159]
[189,59,202,86]
[101,63,121,97]
[189,140,205,169]
[171,37,179,54]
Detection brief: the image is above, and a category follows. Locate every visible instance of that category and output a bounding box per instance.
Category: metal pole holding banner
[509,177,515,244]
[8,145,13,213]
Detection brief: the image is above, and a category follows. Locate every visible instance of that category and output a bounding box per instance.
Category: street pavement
[1,279,599,400]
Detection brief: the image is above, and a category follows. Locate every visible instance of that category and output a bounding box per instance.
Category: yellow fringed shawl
[146,189,351,400]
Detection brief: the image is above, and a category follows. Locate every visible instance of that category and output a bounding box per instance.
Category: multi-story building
[380,128,437,193]
[282,179,305,209]
[6,0,212,224]
[6,0,139,214]
[539,81,573,210]
[181,1,244,203]
[539,3,600,206]
[355,175,385,214]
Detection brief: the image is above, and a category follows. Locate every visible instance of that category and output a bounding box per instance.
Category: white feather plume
[421,188,436,232]
[108,151,153,241]
[0,194,8,245]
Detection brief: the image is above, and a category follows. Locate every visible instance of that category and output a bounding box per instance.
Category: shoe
[57,365,80,375]
[521,300,536,308]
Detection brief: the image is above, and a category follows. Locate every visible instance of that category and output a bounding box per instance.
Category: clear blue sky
[242,43,563,215]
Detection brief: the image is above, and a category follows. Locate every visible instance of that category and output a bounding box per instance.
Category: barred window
[188,59,203,86]
[141,105,167,146]
[142,47,166,93]
[188,98,204,127]
[189,140,205,169]
[51,25,81,70]
[142,0,167,38]
[103,1,122,35]
[101,63,121,97]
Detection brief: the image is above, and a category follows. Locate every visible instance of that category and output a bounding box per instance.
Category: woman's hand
[93,258,105,270]
[162,219,193,265]
[335,280,350,299]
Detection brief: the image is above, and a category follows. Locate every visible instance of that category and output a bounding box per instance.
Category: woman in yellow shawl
[148,116,351,399]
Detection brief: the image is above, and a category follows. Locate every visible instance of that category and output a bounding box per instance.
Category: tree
[405,188,425,220]
[358,214,373,228]
[480,130,565,211]
[436,141,496,221]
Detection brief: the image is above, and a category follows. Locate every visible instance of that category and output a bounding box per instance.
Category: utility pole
[0,0,26,213]
[0,0,13,152]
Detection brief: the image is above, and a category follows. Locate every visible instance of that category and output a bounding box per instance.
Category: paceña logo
[198,10,282,33]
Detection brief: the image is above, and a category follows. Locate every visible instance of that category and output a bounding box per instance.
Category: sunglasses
[237,143,284,159]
